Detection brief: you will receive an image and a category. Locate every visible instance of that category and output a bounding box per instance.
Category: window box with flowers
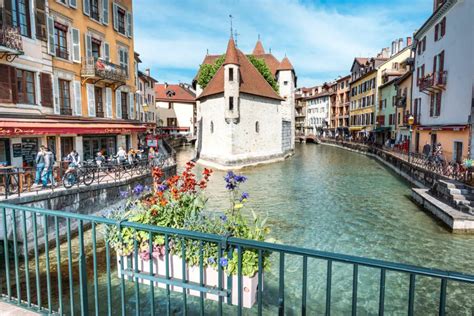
[105,162,270,308]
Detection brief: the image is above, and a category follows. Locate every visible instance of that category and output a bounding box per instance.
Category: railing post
[78,220,89,315]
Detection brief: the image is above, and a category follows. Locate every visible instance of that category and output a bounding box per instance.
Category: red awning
[417,125,467,131]
[0,119,147,136]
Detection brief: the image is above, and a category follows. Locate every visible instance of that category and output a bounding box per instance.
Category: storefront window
[21,138,38,167]
[83,136,116,161]
[61,137,74,160]
[0,139,11,166]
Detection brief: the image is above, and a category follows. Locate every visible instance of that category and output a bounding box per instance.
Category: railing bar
[378,268,386,316]
[43,214,51,312]
[12,209,20,305]
[199,240,204,316]
[181,237,187,316]
[352,264,358,316]
[302,255,308,316]
[257,249,263,316]
[118,221,126,316]
[133,229,140,316]
[21,210,31,307]
[226,248,233,305]
[32,212,41,309]
[149,231,155,316]
[2,208,11,300]
[237,245,243,316]
[92,222,99,316]
[439,278,447,316]
[67,218,75,316]
[408,273,416,316]
[105,240,112,316]
[278,252,285,316]
[326,260,332,316]
[165,234,171,316]
[54,217,63,314]
[78,220,89,315]
[217,243,223,315]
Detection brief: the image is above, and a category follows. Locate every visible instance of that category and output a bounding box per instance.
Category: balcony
[60,107,73,116]
[419,71,447,94]
[0,26,23,61]
[81,57,127,84]
[395,95,407,108]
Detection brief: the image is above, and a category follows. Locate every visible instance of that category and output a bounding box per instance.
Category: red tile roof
[252,40,265,55]
[277,56,294,71]
[223,38,239,65]
[155,84,196,103]
[197,49,283,101]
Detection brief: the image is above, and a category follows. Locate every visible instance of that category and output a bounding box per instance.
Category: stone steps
[432,180,474,215]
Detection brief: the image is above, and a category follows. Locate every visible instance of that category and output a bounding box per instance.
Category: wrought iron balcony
[60,107,73,116]
[0,26,23,60]
[395,95,407,108]
[419,71,447,93]
[81,57,127,83]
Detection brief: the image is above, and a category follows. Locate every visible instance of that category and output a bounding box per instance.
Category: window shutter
[430,95,434,117]
[86,83,96,117]
[69,0,77,8]
[116,89,122,118]
[40,73,53,107]
[3,0,13,27]
[105,87,112,117]
[35,0,47,40]
[434,24,439,41]
[113,3,118,31]
[83,0,90,16]
[71,28,81,63]
[85,33,92,59]
[102,0,109,24]
[47,15,56,56]
[102,41,110,61]
[128,92,134,119]
[436,93,442,116]
[126,11,132,38]
[52,76,60,114]
[439,50,444,72]
[0,64,15,103]
[441,17,446,37]
[433,55,437,75]
[73,80,82,116]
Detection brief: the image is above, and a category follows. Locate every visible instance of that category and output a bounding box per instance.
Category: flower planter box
[116,254,260,308]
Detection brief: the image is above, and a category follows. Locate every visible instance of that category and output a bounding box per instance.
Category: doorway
[0,139,11,166]
[453,141,463,163]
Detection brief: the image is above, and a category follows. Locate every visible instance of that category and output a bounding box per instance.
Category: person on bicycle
[66,150,81,167]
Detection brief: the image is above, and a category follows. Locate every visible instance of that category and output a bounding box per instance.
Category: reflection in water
[17,144,473,315]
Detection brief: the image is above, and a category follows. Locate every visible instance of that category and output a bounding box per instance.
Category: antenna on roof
[206,49,209,55]
[234,30,240,47]
[269,48,272,53]
[229,14,233,38]
[258,34,260,41]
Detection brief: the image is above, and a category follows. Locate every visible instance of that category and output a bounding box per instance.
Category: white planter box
[116,254,261,308]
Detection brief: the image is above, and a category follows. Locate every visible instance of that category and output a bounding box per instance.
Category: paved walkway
[0,301,40,315]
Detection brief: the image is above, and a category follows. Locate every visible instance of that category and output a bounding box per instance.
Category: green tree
[197,55,225,88]
[247,55,279,93]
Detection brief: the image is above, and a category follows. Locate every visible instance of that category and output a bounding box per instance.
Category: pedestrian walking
[34,146,46,186]
[42,147,56,188]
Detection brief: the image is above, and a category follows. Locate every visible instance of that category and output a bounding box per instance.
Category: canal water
[18,144,473,315]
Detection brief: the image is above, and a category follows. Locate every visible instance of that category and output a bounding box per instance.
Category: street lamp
[408,114,415,163]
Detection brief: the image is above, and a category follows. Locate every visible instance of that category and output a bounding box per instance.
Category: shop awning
[0,119,147,136]
[349,126,364,131]
[373,127,392,132]
[417,125,467,131]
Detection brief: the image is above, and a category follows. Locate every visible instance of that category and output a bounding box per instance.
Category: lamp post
[408,114,415,163]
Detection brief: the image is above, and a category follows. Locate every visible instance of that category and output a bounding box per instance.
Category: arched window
[210,121,214,134]
[255,121,259,133]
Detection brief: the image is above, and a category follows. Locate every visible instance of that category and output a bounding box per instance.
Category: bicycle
[62,163,95,188]
[0,168,19,195]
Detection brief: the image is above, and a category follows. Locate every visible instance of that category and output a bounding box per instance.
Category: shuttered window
[16,69,36,104]
[40,73,53,107]
[58,79,72,115]
[12,0,31,37]
[0,65,17,103]
[35,0,47,40]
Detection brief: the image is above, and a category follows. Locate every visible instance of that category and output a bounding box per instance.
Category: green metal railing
[0,203,473,315]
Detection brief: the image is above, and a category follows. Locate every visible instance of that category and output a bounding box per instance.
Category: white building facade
[412,0,474,161]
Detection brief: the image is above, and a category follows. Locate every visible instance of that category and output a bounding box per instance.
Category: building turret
[277,56,296,150]
[223,37,240,123]
[253,39,265,55]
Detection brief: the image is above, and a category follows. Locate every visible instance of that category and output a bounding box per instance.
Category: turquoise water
[171,143,474,315]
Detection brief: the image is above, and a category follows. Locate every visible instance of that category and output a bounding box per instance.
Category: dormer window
[229,68,234,81]
[166,90,176,98]
[229,96,234,111]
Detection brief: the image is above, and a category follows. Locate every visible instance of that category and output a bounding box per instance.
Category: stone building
[306,83,334,136]
[194,37,296,169]
[333,75,351,137]
[137,67,158,132]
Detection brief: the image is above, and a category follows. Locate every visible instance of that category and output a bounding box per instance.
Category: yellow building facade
[48,0,143,160]
[349,69,377,136]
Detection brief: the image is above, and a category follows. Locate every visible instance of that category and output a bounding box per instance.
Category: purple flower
[234,175,247,183]
[157,184,168,192]
[225,182,236,191]
[220,215,227,222]
[208,257,216,265]
[240,192,249,201]
[224,171,235,183]
[133,184,144,195]
[119,190,129,198]
[219,257,228,267]
[144,185,151,192]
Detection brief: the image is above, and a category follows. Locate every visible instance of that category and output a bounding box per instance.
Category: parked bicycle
[0,168,19,195]
[62,162,95,188]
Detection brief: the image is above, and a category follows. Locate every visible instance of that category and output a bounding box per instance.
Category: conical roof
[277,56,294,71]
[252,40,265,55]
[223,37,239,65]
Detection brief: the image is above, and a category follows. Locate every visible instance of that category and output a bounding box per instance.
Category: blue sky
[134,0,432,87]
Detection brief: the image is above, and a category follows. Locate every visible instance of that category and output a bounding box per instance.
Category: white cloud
[134,0,431,87]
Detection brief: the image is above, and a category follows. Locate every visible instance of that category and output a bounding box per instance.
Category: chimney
[145,68,150,76]
[406,36,412,46]
[398,38,404,52]
[391,41,396,56]
[164,82,168,89]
